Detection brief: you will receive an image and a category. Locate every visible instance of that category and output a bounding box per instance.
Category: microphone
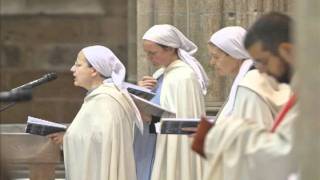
[11,72,58,91]
[0,89,32,102]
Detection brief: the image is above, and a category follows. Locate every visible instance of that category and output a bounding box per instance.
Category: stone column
[136,0,293,113]
[295,0,320,178]
[127,0,137,82]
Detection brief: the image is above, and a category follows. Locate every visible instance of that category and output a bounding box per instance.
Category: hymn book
[26,116,67,136]
[130,93,175,118]
[159,116,216,134]
[123,82,156,100]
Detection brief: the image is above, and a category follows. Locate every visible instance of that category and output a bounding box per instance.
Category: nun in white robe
[208,26,291,126]
[140,24,208,180]
[63,45,143,180]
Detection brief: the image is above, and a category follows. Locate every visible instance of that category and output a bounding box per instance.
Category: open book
[159,116,216,134]
[130,93,175,118]
[123,82,156,100]
[25,116,67,136]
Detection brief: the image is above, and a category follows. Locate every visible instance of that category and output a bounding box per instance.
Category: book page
[123,82,155,98]
[130,93,175,117]
[27,116,66,129]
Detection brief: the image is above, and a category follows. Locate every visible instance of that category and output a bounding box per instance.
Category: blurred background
[0,0,293,124]
[0,0,129,124]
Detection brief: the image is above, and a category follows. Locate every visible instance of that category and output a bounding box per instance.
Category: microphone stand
[0,72,57,112]
[0,88,33,112]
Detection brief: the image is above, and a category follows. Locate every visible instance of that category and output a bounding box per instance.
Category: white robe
[215,70,292,128]
[151,60,206,180]
[63,84,137,180]
[204,71,295,180]
[203,104,298,180]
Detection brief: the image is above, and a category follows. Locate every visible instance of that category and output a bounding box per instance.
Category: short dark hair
[244,12,292,55]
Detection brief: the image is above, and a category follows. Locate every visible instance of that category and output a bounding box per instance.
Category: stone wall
[0,0,128,123]
[295,0,320,178]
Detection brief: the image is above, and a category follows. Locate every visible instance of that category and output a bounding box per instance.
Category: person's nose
[209,57,216,66]
[70,65,76,72]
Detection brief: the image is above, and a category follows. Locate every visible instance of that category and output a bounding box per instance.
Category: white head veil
[82,45,143,132]
[209,26,254,117]
[82,45,125,88]
[143,24,209,95]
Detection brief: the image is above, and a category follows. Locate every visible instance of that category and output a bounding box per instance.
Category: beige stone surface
[1,124,62,180]
[1,0,105,15]
[295,0,320,178]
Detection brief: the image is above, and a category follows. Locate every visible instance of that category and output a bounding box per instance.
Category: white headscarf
[209,26,254,117]
[82,45,143,133]
[82,45,125,89]
[143,24,209,95]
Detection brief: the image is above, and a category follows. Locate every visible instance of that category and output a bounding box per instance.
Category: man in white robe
[230,69,291,128]
[203,12,298,180]
[49,45,143,180]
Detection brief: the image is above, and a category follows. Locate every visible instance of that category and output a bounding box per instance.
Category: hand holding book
[138,76,157,90]
[47,132,65,145]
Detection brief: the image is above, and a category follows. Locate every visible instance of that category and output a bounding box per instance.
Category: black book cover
[26,123,66,136]
[123,82,156,100]
[25,116,66,136]
[161,120,199,135]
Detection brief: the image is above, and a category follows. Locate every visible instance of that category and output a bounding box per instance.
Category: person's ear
[278,42,294,64]
[90,68,99,77]
[166,47,176,54]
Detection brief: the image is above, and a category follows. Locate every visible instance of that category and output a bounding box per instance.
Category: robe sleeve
[203,105,298,180]
[232,86,275,128]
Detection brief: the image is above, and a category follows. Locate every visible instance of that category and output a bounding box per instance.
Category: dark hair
[244,12,292,55]
[156,43,178,54]
[156,43,170,49]
[86,60,93,67]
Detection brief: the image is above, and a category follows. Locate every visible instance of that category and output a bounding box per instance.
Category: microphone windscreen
[45,73,58,81]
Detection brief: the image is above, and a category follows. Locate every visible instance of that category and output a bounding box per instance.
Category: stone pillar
[127,0,137,82]
[295,0,320,178]
[136,0,293,113]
